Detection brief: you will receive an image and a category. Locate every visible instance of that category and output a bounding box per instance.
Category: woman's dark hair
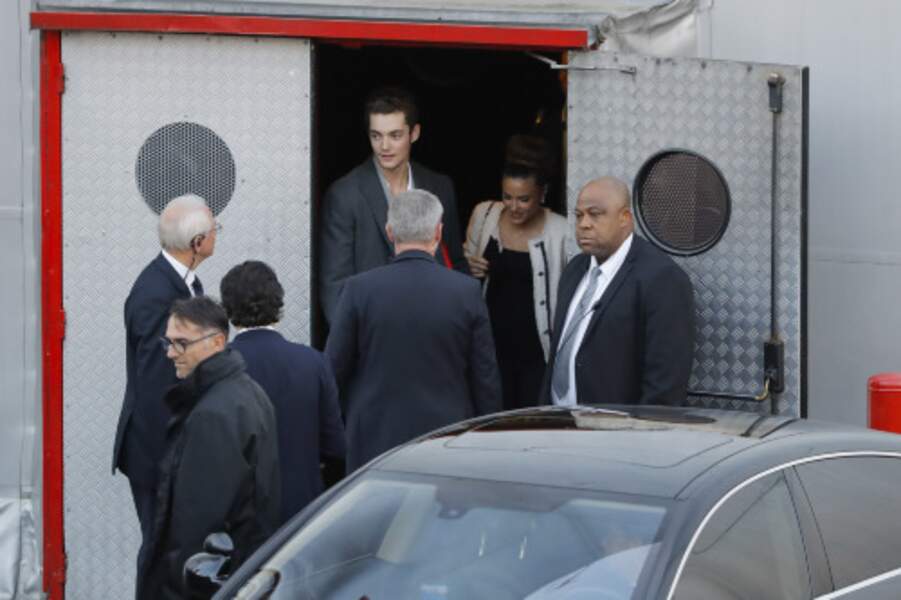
[502,134,554,189]
[170,296,229,336]
[219,260,285,328]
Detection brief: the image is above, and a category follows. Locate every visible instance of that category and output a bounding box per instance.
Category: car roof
[373,405,901,499]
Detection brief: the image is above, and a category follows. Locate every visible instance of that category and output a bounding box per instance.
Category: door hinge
[525,52,636,74]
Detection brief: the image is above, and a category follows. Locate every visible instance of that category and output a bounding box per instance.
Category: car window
[254,473,668,600]
[672,472,810,600]
[796,456,901,591]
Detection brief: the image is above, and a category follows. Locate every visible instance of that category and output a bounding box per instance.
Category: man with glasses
[112,194,220,594]
[138,296,280,600]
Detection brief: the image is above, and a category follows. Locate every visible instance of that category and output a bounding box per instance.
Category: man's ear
[434,222,443,244]
[410,123,421,144]
[213,332,228,351]
[386,223,395,243]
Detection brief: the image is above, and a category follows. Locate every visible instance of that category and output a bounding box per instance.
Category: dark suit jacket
[541,236,695,406]
[230,329,346,524]
[325,250,501,472]
[113,253,196,487]
[319,158,468,323]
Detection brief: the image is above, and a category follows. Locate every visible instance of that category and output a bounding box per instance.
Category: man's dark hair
[170,296,229,336]
[502,134,553,189]
[220,261,285,328]
[364,86,420,129]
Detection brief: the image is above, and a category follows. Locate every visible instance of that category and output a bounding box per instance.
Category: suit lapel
[552,255,590,348]
[410,162,434,194]
[358,159,392,250]
[583,240,639,336]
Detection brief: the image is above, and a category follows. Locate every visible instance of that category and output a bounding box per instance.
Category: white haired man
[112,194,219,591]
[326,189,502,471]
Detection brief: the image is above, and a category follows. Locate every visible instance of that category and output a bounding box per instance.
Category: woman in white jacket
[464,135,570,409]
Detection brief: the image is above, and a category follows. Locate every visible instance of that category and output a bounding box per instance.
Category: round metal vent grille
[633,150,730,256]
[136,122,236,216]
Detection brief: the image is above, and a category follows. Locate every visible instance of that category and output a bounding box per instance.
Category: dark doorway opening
[312,43,567,346]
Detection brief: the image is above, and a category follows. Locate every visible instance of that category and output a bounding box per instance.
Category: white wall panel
[704,0,901,425]
[1,0,41,597]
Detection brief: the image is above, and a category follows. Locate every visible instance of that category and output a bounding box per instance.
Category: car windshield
[253,472,668,600]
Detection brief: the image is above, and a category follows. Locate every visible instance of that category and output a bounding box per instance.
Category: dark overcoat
[326,250,501,472]
[137,348,280,600]
[113,252,196,486]
[231,329,346,524]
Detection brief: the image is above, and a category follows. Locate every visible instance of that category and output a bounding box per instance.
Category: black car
[200,405,901,599]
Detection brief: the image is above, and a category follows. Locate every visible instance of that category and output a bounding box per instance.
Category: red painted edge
[30,11,588,50]
[40,30,66,600]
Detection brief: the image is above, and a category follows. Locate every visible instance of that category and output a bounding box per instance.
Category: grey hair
[158,194,213,251]
[387,189,444,245]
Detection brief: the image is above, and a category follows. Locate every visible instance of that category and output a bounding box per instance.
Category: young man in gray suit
[326,190,501,472]
[319,86,468,323]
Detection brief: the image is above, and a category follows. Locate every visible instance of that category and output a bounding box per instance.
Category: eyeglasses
[159,331,220,354]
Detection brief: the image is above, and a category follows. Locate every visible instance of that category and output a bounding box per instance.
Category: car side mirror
[184,532,234,599]
[204,532,235,555]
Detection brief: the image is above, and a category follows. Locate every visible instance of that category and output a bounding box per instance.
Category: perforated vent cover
[633,150,730,256]
[136,121,236,215]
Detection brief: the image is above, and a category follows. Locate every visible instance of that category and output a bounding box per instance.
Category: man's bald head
[584,177,631,211]
[574,176,634,261]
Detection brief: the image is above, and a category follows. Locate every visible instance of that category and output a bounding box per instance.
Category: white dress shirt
[374,157,414,202]
[161,249,198,297]
[553,234,633,407]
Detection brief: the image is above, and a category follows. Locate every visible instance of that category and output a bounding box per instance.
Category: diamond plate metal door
[61,31,312,598]
[567,51,807,416]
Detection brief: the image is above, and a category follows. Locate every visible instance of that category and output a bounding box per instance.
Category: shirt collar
[374,156,414,201]
[234,325,277,336]
[590,233,633,278]
[161,248,196,289]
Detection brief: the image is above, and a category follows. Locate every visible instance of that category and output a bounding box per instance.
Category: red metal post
[40,29,67,600]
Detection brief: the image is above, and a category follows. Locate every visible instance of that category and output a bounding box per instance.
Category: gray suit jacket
[319,158,468,323]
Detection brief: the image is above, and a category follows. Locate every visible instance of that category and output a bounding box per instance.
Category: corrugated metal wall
[60,31,313,598]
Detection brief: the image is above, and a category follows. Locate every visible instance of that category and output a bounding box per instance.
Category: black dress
[484,237,546,410]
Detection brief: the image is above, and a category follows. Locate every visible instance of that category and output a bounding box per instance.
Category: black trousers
[129,477,157,597]
[498,354,546,411]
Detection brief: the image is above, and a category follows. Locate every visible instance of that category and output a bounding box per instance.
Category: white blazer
[464,200,572,361]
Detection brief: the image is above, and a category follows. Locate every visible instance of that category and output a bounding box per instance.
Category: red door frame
[39,29,66,600]
[33,10,587,600]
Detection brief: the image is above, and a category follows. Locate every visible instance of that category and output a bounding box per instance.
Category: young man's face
[368,111,420,173]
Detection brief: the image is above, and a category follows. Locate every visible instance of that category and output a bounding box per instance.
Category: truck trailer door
[565,51,808,415]
[57,31,313,599]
